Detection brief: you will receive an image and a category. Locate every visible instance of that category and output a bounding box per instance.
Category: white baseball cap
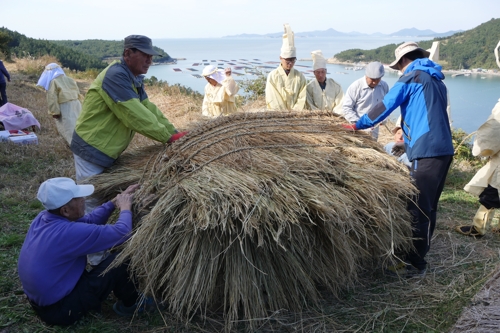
[37,177,94,210]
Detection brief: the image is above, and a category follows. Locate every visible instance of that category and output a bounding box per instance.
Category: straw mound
[91,111,416,328]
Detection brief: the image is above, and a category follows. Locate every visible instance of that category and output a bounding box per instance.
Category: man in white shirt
[342,62,389,140]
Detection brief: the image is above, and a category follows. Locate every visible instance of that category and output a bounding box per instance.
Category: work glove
[168,131,188,143]
[342,123,358,131]
[391,141,405,157]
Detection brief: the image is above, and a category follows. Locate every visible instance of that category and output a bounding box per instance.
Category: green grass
[3,148,497,333]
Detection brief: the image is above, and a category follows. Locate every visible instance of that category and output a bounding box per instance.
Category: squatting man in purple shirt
[17,177,152,325]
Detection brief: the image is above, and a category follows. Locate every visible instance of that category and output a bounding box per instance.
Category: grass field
[1,59,499,333]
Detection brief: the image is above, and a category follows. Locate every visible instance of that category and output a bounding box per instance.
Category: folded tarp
[0,103,41,131]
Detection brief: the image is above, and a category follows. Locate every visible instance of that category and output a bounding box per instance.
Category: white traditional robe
[202,76,239,117]
[306,78,344,114]
[464,99,500,196]
[47,75,82,145]
[265,66,307,111]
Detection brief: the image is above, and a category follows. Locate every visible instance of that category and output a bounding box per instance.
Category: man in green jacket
[71,35,186,182]
[71,35,187,266]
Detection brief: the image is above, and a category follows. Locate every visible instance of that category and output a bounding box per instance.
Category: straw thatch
[90,111,417,329]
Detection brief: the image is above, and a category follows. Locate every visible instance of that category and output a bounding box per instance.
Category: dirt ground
[450,265,500,332]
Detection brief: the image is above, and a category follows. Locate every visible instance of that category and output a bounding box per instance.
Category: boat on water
[345,66,364,71]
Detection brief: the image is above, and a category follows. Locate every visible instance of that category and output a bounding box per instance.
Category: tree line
[51,40,173,64]
[334,18,500,70]
[0,28,172,72]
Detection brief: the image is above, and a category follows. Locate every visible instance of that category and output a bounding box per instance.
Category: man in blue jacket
[18,178,145,325]
[343,42,454,277]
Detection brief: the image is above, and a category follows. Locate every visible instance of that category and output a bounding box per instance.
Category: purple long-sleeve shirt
[18,202,132,306]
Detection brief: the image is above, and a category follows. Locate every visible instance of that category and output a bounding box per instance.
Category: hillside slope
[0,28,173,71]
[334,18,500,70]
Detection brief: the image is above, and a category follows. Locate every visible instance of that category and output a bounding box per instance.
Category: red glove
[342,123,358,131]
[167,131,188,143]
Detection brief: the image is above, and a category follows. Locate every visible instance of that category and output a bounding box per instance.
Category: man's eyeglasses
[282,58,296,64]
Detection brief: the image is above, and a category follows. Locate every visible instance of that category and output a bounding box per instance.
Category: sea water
[149,37,500,134]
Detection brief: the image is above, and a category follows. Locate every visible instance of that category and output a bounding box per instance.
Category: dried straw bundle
[91,111,416,329]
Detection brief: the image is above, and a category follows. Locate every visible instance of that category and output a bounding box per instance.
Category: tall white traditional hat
[311,50,327,70]
[280,24,296,58]
[427,41,440,62]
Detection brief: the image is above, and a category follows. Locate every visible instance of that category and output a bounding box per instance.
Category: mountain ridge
[223,27,461,38]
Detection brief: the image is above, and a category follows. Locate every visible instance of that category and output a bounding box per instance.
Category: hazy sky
[3,0,498,40]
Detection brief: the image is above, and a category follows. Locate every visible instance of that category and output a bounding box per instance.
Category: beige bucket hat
[389,42,430,70]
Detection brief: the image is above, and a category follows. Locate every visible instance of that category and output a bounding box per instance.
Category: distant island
[223,27,462,39]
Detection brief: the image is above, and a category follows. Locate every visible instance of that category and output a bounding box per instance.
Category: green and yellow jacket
[71,59,176,167]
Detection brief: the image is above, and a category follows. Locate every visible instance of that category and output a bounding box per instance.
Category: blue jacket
[356,59,454,161]
[18,202,132,306]
[0,60,10,84]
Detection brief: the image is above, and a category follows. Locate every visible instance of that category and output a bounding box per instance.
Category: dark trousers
[0,83,6,106]
[29,252,139,326]
[479,185,500,209]
[406,155,453,270]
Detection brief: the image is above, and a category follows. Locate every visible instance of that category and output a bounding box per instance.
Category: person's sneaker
[385,262,427,279]
[385,262,410,277]
[113,300,139,317]
[405,265,427,278]
[113,297,161,317]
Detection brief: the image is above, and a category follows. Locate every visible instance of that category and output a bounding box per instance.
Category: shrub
[143,77,203,100]
[239,71,266,102]
[451,128,483,167]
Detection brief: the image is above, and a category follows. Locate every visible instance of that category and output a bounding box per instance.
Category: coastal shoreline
[298,58,500,77]
[327,58,500,77]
